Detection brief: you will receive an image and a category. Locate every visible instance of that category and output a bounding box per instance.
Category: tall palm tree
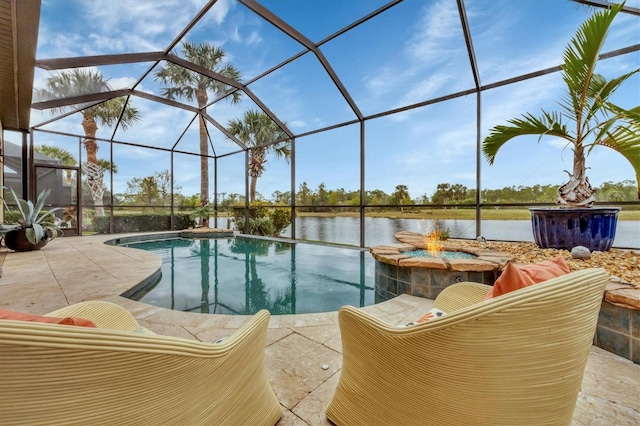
[36,69,139,216]
[227,109,291,202]
[154,41,242,217]
[482,3,640,206]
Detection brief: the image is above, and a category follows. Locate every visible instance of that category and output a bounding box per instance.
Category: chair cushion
[486,256,570,299]
[404,307,447,326]
[0,309,97,327]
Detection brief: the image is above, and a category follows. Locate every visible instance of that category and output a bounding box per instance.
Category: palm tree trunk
[250,175,258,202]
[557,145,595,207]
[248,148,265,202]
[197,88,209,227]
[573,145,586,180]
[82,114,105,216]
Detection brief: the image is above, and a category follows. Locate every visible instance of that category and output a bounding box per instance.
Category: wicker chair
[0,301,282,426]
[326,268,609,426]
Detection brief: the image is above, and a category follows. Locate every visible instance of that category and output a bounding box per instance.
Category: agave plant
[1,187,62,245]
[482,2,640,207]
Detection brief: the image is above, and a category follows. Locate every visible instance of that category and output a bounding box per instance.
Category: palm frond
[562,3,622,130]
[482,112,572,164]
[584,69,640,126]
[86,97,140,130]
[34,145,76,166]
[154,42,243,104]
[36,70,139,133]
[599,125,640,198]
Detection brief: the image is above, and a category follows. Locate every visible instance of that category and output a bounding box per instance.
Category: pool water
[123,236,375,315]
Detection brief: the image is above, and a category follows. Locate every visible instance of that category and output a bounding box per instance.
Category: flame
[425,229,444,257]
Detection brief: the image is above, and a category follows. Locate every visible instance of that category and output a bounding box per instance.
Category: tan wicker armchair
[0,301,282,426]
[326,268,609,426]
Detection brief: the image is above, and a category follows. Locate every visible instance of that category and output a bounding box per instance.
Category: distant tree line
[111,172,638,212]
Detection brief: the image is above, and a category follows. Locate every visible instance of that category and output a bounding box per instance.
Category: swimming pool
[123,236,375,315]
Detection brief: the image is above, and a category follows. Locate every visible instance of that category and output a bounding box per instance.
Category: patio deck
[0,234,638,425]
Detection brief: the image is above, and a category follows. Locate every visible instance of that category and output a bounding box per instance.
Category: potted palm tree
[482,2,640,251]
[1,187,62,251]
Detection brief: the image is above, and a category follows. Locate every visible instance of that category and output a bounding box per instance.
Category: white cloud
[109,77,137,90]
[547,137,571,150]
[87,34,126,53]
[229,25,261,45]
[400,72,455,105]
[406,0,463,63]
[206,0,233,26]
[38,0,231,58]
[245,31,263,46]
[361,0,472,115]
[363,66,394,96]
[481,75,565,132]
[38,31,86,58]
[288,120,306,129]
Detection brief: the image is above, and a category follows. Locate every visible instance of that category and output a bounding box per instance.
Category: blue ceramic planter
[530,207,620,251]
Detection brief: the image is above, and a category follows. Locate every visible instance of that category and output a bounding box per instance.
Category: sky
[10,0,640,202]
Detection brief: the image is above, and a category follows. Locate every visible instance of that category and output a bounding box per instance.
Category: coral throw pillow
[0,309,97,327]
[486,256,570,299]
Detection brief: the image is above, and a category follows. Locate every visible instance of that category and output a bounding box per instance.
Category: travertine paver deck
[0,233,638,425]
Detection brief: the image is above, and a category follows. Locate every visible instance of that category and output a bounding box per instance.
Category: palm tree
[34,145,76,167]
[154,41,242,214]
[36,69,139,216]
[391,184,410,212]
[482,3,640,207]
[227,109,291,202]
[34,145,76,184]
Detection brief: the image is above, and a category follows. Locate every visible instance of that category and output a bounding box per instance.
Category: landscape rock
[571,245,592,260]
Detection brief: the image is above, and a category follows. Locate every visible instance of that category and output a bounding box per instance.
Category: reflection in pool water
[123,236,374,315]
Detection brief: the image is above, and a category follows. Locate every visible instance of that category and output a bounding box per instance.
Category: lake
[285,217,640,249]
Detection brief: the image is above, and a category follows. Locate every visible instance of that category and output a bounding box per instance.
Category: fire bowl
[370,231,513,302]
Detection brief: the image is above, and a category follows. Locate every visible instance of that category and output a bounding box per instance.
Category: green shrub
[231,202,292,237]
[270,207,291,234]
[248,217,275,236]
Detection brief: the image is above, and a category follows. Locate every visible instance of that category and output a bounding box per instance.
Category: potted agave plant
[1,187,62,251]
[482,2,640,251]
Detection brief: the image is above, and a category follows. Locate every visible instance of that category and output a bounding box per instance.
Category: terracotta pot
[3,228,50,252]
